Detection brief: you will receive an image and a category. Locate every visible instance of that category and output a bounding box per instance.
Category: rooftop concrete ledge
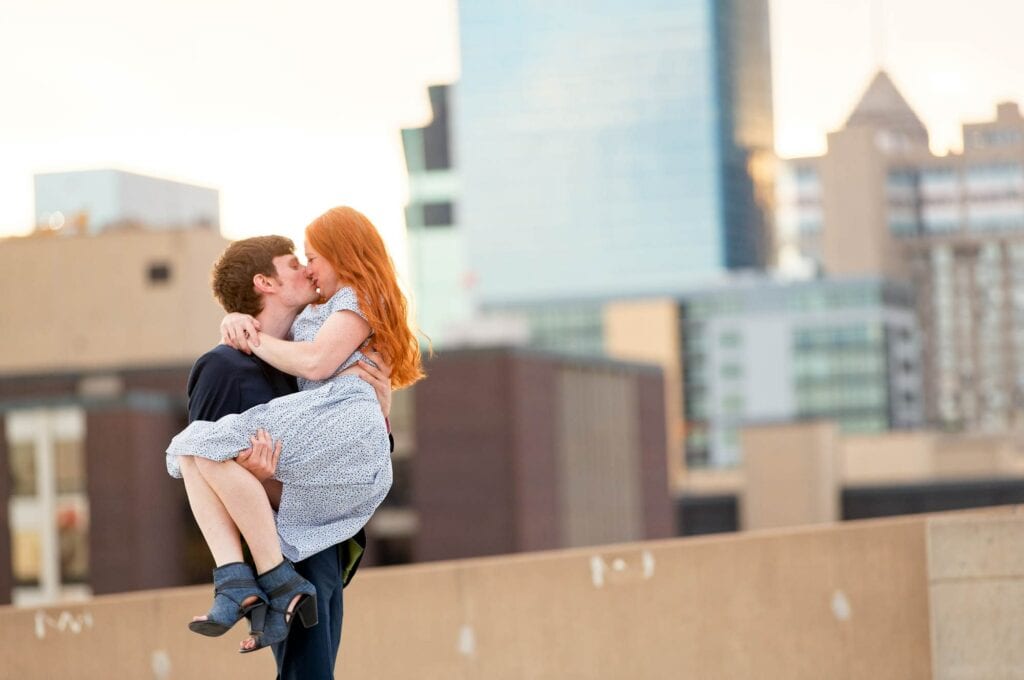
[3,506,1021,679]
[927,509,1024,679]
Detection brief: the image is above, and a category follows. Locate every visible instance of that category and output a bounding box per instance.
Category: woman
[166,206,424,652]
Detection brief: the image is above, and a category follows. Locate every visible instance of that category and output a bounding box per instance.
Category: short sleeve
[327,287,366,321]
[186,352,243,423]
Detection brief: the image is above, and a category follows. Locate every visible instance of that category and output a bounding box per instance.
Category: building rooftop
[844,70,929,143]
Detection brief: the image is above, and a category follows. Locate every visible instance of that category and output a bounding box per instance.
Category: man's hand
[341,349,393,419]
[236,428,281,482]
[221,313,262,355]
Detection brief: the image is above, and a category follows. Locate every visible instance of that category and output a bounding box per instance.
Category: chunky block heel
[295,593,318,628]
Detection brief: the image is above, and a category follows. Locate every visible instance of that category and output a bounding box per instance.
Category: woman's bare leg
[192,456,297,651]
[180,456,260,623]
[180,456,245,566]
[193,456,283,573]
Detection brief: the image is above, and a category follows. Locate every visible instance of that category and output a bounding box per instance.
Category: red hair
[305,206,425,389]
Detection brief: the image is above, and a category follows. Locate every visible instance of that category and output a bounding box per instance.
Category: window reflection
[58,499,89,584]
[5,408,90,603]
[9,442,36,496]
[55,439,86,494]
[12,528,41,587]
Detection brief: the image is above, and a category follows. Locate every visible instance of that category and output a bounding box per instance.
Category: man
[186,235,391,679]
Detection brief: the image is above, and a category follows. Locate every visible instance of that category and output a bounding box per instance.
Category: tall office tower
[34,169,219,235]
[401,84,471,346]
[778,71,1024,431]
[456,0,775,306]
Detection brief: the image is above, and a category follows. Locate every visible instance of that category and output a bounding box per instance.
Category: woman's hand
[236,429,281,482]
[221,313,262,354]
[341,349,393,419]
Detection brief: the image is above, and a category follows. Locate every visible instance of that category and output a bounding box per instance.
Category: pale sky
[1,0,1022,267]
[771,0,1024,158]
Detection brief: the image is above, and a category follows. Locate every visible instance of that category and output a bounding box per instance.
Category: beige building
[741,421,1024,530]
[676,419,1024,536]
[0,227,230,375]
[779,70,1024,431]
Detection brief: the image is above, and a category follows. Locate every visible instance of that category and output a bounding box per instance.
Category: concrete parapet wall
[2,508,1020,679]
[928,510,1024,679]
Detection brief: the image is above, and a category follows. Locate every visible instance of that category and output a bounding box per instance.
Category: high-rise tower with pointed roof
[845,71,929,144]
[809,70,931,279]
[777,71,1024,433]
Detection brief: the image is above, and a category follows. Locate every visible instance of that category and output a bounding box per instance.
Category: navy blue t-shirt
[187,344,297,423]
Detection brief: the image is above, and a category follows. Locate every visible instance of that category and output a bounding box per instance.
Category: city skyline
[1,0,1021,265]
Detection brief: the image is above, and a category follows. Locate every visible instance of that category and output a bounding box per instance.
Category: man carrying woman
[166,207,423,677]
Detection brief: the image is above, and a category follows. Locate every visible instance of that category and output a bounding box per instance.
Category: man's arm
[341,350,396,451]
[340,350,392,418]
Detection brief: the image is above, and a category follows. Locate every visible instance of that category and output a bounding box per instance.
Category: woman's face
[304,239,340,299]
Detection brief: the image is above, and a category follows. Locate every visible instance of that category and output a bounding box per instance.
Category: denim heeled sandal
[240,559,318,654]
[188,562,268,638]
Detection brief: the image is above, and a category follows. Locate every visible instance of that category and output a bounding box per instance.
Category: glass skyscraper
[456,0,774,306]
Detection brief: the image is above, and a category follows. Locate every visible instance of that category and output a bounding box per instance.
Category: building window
[6,408,90,604]
[422,202,454,227]
[720,363,743,380]
[721,394,744,415]
[719,330,742,349]
[148,262,172,284]
[423,85,451,171]
[8,442,37,497]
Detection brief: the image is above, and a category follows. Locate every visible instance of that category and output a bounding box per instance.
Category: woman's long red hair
[306,206,424,389]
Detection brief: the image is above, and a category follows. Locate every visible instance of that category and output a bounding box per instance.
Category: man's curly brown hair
[211,236,295,316]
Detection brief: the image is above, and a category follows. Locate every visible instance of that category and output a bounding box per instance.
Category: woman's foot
[238,593,303,651]
[238,559,318,653]
[193,594,261,624]
[188,562,267,638]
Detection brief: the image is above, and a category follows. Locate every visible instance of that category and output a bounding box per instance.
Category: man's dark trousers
[271,545,344,679]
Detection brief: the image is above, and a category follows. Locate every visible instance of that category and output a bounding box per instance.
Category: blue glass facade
[456,0,774,306]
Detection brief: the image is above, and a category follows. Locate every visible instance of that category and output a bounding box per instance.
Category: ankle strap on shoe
[215,577,258,591]
[265,575,308,600]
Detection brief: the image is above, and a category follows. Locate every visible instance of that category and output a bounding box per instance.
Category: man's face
[271,254,318,308]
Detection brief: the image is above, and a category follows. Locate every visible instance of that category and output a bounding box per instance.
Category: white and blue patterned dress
[166,287,392,562]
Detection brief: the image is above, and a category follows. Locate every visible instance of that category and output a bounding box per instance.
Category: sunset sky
[1,0,1021,268]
